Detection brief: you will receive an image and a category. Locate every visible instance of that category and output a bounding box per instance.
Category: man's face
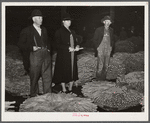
[32,16,43,26]
[104,20,111,28]
[63,20,71,27]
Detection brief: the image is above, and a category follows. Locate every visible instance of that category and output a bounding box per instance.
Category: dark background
[5,5,145,113]
[6,6,144,46]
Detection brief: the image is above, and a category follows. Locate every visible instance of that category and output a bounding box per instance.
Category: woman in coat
[53,13,80,93]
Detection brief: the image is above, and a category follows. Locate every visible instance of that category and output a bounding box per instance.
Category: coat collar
[100,26,113,34]
[31,25,43,31]
[31,25,44,36]
[62,26,72,34]
[33,24,41,31]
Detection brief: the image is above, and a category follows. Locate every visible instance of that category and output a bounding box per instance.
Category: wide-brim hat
[28,9,44,19]
[101,15,113,23]
[62,13,72,21]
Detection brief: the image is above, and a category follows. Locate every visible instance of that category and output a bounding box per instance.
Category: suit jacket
[93,26,114,49]
[17,25,50,52]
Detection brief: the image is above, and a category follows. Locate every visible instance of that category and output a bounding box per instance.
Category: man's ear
[32,17,35,22]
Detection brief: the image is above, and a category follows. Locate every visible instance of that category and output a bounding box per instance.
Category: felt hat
[62,13,72,21]
[101,15,113,23]
[29,9,43,19]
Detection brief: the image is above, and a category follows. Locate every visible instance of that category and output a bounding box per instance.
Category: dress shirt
[33,24,42,36]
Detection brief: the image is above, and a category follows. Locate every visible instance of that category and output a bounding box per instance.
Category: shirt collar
[33,24,41,30]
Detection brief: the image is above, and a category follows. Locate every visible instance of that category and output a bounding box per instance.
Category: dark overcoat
[93,26,114,55]
[53,26,79,84]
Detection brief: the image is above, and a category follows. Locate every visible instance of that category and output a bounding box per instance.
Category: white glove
[33,46,40,51]
[74,45,80,51]
[69,47,74,52]
[75,45,83,51]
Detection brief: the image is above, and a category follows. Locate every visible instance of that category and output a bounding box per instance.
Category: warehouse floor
[5,84,142,112]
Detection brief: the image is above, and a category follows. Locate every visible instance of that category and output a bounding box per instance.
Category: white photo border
[1,1,149,122]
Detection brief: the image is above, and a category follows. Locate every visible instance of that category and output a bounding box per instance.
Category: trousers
[96,35,111,80]
[29,49,52,97]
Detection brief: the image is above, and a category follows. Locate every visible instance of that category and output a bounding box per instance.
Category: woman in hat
[93,15,114,80]
[53,13,80,93]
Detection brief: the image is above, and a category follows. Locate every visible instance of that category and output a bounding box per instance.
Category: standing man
[18,9,52,97]
[93,15,114,80]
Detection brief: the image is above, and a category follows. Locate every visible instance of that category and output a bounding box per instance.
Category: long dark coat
[53,26,79,84]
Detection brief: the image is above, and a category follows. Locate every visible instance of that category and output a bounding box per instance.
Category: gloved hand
[74,45,80,51]
[33,46,41,51]
[69,47,74,52]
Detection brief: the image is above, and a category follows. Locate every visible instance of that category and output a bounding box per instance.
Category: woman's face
[63,20,71,27]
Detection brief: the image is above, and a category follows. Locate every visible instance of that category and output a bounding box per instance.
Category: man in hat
[93,15,114,80]
[17,9,52,97]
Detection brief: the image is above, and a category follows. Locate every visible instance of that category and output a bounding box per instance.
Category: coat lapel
[62,26,71,34]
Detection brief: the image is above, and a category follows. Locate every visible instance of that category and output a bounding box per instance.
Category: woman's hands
[33,46,40,51]
[69,47,74,52]
[69,45,83,52]
[74,45,80,51]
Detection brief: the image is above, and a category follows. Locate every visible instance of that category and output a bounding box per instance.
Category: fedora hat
[62,13,72,21]
[29,9,43,19]
[101,15,113,23]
